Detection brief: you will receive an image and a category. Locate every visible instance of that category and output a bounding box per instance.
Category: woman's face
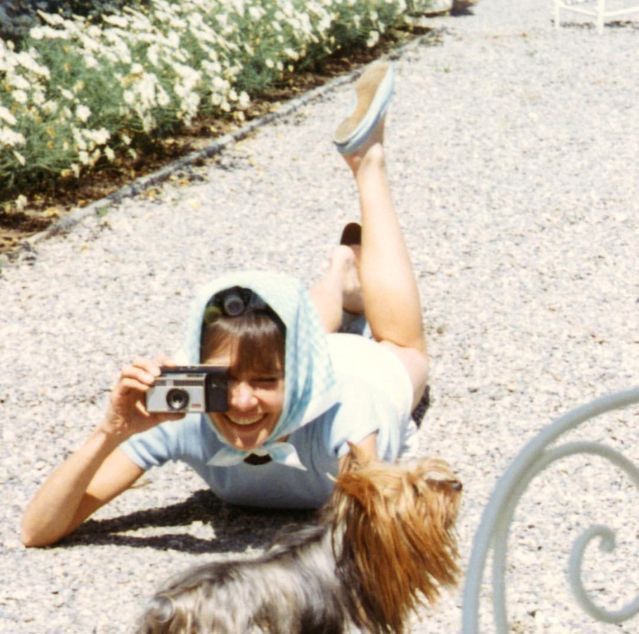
[204,339,285,451]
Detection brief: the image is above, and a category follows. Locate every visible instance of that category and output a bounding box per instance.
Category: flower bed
[0,0,438,208]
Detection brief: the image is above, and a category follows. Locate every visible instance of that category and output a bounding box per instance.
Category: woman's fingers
[118,358,162,389]
[154,353,175,368]
[116,376,154,397]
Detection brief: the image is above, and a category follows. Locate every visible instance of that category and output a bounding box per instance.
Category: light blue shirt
[121,366,404,508]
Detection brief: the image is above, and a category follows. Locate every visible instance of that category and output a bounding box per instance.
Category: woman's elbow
[20,517,64,548]
[21,529,47,548]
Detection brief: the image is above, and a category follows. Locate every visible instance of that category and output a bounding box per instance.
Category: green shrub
[0,0,437,203]
[0,1,153,43]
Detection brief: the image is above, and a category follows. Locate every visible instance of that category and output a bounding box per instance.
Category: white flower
[87,25,102,39]
[29,25,67,41]
[202,60,222,76]
[12,90,28,104]
[8,73,30,90]
[238,91,250,109]
[157,87,171,107]
[42,100,58,115]
[138,73,160,106]
[13,151,26,166]
[212,76,227,91]
[72,127,87,150]
[84,55,99,69]
[147,45,160,67]
[104,146,115,162]
[0,106,17,126]
[140,113,155,133]
[102,15,129,28]
[281,2,295,17]
[15,194,28,210]
[366,31,380,48]
[32,90,45,106]
[76,105,91,123]
[37,11,66,27]
[86,128,110,145]
[16,51,50,77]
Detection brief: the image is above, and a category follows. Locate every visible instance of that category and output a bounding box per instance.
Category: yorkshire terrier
[137,446,462,633]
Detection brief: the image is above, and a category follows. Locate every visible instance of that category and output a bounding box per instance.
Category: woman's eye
[253,377,279,386]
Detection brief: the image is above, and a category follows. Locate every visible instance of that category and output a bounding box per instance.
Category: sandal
[333,61,395,155]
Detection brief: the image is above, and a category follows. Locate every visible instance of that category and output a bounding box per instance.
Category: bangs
[201,311,285,375]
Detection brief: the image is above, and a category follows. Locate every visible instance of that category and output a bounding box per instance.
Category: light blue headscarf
[178,271,339,470]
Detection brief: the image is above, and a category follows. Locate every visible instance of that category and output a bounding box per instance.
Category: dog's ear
[340,441,374,474]
[425,477,463,494]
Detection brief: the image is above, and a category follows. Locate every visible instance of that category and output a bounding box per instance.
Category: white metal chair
[554,0,639,33]
[462,387,639,632]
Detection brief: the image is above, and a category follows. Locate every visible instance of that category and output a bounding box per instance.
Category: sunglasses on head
[203,287,268,324]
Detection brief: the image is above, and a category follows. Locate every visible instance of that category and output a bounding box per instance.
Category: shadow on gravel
[61,489,316,554]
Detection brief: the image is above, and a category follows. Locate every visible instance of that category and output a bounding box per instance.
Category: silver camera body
[145,366,228,413]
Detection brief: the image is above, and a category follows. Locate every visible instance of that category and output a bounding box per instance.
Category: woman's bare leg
[343,124,424,350]
[310,244,362,333]
[342,122,429,407]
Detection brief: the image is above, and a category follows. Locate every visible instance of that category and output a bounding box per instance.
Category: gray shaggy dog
[137,448,462,634]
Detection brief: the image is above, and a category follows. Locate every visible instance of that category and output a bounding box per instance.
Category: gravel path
[1,1,638,632]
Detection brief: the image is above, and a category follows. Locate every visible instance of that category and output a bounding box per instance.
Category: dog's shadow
[63,489,317,554]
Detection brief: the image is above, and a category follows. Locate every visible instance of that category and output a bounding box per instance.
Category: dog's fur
[137,447,461,633]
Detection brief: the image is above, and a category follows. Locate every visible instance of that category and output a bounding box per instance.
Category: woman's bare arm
[21,441,143,547]
[21,356,182,547]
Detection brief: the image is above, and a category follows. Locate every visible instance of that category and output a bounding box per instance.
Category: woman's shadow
[62,489,317,554]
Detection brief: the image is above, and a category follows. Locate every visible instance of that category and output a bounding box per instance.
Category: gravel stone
[1,1,638,632]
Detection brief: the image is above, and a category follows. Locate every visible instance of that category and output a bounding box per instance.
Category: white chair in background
[554,0,639,33]
[462,387,639,633]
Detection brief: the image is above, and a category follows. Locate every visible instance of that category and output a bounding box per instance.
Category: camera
[145,366,229,414]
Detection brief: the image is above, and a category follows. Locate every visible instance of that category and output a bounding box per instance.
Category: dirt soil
[0,25,437,258]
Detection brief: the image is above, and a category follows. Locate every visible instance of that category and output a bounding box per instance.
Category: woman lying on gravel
[21,61,430,547]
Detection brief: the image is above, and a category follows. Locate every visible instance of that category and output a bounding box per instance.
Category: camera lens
[222,292,245,317]
[166,388,189,411]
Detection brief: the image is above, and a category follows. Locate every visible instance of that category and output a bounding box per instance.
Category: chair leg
[554,1,561,29]
[597,0,605,33]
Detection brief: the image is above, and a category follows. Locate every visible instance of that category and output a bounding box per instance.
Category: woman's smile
[225,413,266,427]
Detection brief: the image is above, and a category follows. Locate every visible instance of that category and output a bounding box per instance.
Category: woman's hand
[100,355,184,440]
